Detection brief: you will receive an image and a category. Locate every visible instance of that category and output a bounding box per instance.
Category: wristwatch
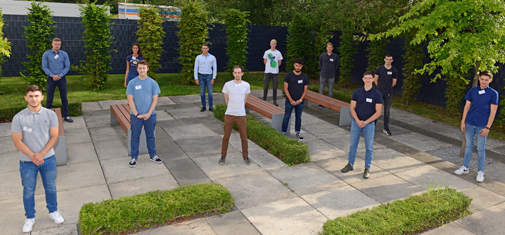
[485,127,490,130]
[364,121,368,125]
[135,113,139,117]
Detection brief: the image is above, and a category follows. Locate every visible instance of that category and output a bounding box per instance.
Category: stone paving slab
[94,138,128,160]
[62,116,86,131]
[1,170,23,201]
[301,185,380,219]
[314,157,393,184]
[302,122,349,139]
[98,99,128,110]
[0,122,13,137]
[0,151,19,174]
[64,129,92,145]
[241,197,327,235]
[83,109,110,128]
[226,133,287,169]
[155,130,189,162]
[457,202,505,235]
[100,156,170,184]
[214,171,296,210]
[192,153,263,181]
[66,142,99,165]
[82,101,102,112]
[390,108,433,124]
[176,136,234,159]
[422,222,476,235]
[351,174,426,203]
[372,148,428,173]
[89,126,125,142]
[0,197,30,235]
[305,139,347,161]
[169,94,201,104]
[157,96,176,106]
[166,107,215,119]
[155,109,174,121]
[268,163,346,196]
[165,123,218,141]
[31,223,79,235]
[108,173,179,199]
[137,218,216,235]
[0,135,18,152]
[462,186,505,211]
[411,121,463,140]
[375,119,413,136]
[164,158,212,186]
[47,160,106,192]
[206,211,261,235]
[389,132,453,152]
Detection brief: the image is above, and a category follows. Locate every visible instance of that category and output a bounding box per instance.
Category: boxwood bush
[215,104,310,165]
[321,188,472,235]
[0,101,82,121]
[78,183,235,235]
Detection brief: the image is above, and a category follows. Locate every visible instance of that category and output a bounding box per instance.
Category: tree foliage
[76,2,115,90]
[20,1,55,89]
[372,0,505,114]
[401,30,424,105]
[137,7,165,78]
[224,9,249,79]
[177,0,208,84]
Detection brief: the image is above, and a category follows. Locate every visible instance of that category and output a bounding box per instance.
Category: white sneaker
[476,171,485,183]
[454,166,469,175]
[22,218,35,233]
[49,211,64,224]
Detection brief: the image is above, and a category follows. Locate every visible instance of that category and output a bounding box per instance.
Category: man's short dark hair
[137,60,149,67]
[363,71,373,77]
[293,58,304,65]
[479,71,493,79]
[26,85,42,94]
[385,53,393,58]
[202,43,209,48]
[233,65,244,72]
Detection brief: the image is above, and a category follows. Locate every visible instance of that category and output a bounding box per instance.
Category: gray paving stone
[241,197,327,235]
[83,109,110,128]
[389,132,452,152]
[89,126,125,142]
[0,197,31,235]
[351,174,426,203]
[98,99,128,110]
[0,122,13,137]
[490,145,505,156]
[137,218,216,235]
[81,101,102,113]
[375,119,412,136]
[62,116,86,131]
[66,142,98,165]
[369,148,426,173]
[301,185,380,219]
[49,161,106,192]
[157,96,176,106]
[314,157,393,184]
[394,164,478,191]
[457,202,505,235]
[0,150,19,173]
[268,163,346,196]
[100,155,169,184]
[31,223,78,235]
[226,133,287,169]
[206,211,260,235]
[412,121,464,140]
[165,123,219,141]
[169,94,201,104]
[154,109,174,121]
[462,187,505,211]
[64,128,92,145]
[108,173,179,199]
[302,122,349,139]
[300,112,328,126]
[166,107,215,119]
[176,136,233,159]
[155,132,189,162]
[94,138,128,160]
[214,171,296,210]
[0,136,17,152]
[305,139,347,161]
[389,108,433,124]
[423,222,476,235]
[0,170,22,201]
[192,153,263,181]
[164,158,212,186]
[482,162,505,185]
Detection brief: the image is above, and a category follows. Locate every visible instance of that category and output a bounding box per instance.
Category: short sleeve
[263,50,268,59]
[222,83,229,94]
[351,90,358,101]
[11,114,22,133]
[49,111,58,128]
[283,74,289,83]
[126,81,134,95]
[374,66,381,75]
[393,68,398,78]
[153,81,161,95]
[492,90,499,105]
[375,90,383,103]
[278,51,283,60]
[464,89,472,102]
[304,75,310,85]
[246,83,251,94]
[126,55,131,62]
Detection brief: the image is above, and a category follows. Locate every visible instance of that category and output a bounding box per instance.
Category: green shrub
[137,7,165,79]
[321,188,472,235]
[308,85,352,103]
[401,30,424,105]
[0,9,11,78]
[20,1,54,89]
[215,104,310,165]
[224,9,250,79]
[0,101,82,121]
[78,183,234,235]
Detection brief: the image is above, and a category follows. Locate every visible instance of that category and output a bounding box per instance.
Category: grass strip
[0,101,82,122]
[321,188,472,235]
[214,104,310,165]
[78,183,235,235]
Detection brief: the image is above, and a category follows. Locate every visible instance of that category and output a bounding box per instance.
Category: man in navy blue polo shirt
[341,71,383,179]
[454,71,499,183]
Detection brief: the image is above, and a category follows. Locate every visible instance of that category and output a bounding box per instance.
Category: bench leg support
[128,128,155,156]
[339,106,352,127]
[110,111,119,126]
[54,136,67,166]
[272,113,291,135]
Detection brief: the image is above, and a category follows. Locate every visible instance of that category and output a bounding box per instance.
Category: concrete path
[1,90,504,235]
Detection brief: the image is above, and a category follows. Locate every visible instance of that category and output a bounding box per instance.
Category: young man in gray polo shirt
[318,42,339,107]
[12,85,65,233]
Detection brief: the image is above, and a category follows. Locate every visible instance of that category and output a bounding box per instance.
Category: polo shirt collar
[26,106,43,115]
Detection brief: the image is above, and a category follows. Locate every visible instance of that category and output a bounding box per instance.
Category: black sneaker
[296,133,304,141]
[273,101,279,106]
[64,116,73,122]
[363,168,370,179]
[200,107,206,112]
[318,105,324,108]
[209,107,214,112]
[383,129,392,136]
[129,159,137,168]
[244,158,251,165]
[150,155,162,164]
[219,158,225,165]
[341,163,353,173]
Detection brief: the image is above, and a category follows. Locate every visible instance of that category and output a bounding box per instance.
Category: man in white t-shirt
[263,39,283,106]
[220,65,252,165]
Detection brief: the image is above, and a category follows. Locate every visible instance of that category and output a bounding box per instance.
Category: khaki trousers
[222,115,248,159]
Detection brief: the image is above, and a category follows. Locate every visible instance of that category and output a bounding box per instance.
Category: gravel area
[426,146,496,172]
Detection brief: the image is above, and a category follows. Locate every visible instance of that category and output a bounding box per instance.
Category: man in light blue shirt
[194,43,217,112]
[42,38,72,122]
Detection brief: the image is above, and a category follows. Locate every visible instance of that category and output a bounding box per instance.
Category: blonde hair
[53,38,61,42]
[270,39,277,43]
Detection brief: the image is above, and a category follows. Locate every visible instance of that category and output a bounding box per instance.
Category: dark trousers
[46,76,69,117]
[382,94,392,130]
[263,73,279,102]
[222,115,248,159]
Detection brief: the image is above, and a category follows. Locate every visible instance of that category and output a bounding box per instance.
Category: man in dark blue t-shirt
[374,54,398,136]
[341,71,383,179]
[454,71,499,183]
[282,58,310,140]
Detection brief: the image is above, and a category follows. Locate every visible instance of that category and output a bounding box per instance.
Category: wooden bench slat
[305,90,350,112]
[51,108,65,137]
[245,96,284,119]
[111,104,130,134]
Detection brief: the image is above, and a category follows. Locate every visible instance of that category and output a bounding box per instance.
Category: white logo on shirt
[135,85,142,90]
[23,126,32,133]
[366,98,373,103]
[479,90,485,95]
[298,80,303,84]
[54,55,59,59]
[387,71,392,75]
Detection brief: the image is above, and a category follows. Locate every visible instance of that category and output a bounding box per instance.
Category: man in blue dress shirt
[194,43,217,112]
[454,71,499,183]
[42,38,72,122]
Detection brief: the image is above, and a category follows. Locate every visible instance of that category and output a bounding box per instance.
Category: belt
[198,73,211,76]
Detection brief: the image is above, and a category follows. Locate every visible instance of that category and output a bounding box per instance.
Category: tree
[137,7,165,78]
[20,1,55,89]
[224,9,250,79]
[0,10,12,78]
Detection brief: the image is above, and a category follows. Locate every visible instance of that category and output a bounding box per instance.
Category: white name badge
[54,55,59,59]
[366,98,373,103]
[135,85,142,90]
[387,71,392,75]
[330,58,334,62]
[23,126,32,133]
[298,80,303,84]
[479,90,485,95]
[132,56,136,60]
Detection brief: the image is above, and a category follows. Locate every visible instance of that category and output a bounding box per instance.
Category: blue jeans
[130,113,157,159]
[126,73,138,85]
[19,155,58,219]
[348,119,375,169]
[199,74,213,108]
[463,123,487,172]
[46,76,69,117]
[282,102,304,133]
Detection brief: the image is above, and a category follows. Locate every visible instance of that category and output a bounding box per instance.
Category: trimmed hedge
[78,183,235,235]
[321,188,472,235]
[308,85,352,103]
[214,104,310,165]
[0,101,82,121]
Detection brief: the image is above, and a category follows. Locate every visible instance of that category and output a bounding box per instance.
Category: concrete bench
[304,90,352,126]
[110,104,152,156]
[245,95,290,134]
[51,108,67,166]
